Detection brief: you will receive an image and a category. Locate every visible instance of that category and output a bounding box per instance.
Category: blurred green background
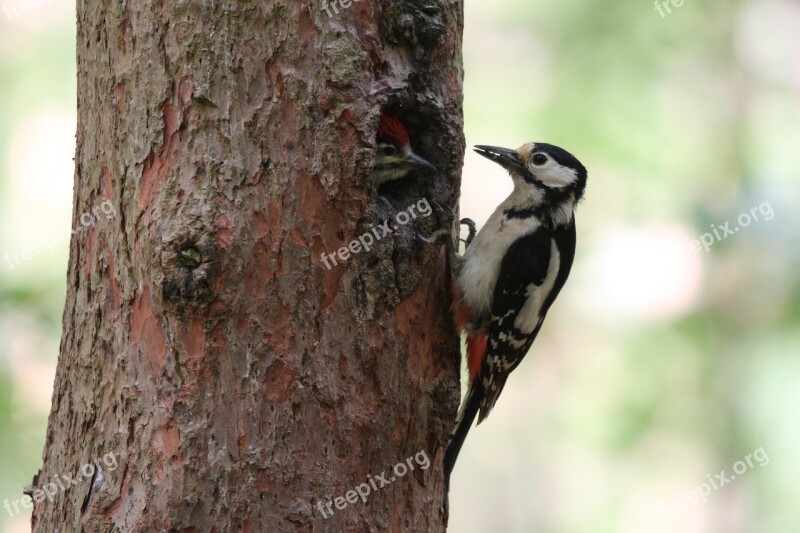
[0,0,798,531]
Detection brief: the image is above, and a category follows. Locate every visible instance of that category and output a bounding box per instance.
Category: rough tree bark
[32,0,463,531]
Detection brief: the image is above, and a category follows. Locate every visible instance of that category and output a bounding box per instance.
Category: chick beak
[473,145,526,174]
[405,150,437,172]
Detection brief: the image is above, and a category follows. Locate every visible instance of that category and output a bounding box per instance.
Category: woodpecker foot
[460,218,476,250]
[417,228,451,245]
[418,218,477,255]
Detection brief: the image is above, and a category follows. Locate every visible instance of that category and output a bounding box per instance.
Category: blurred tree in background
[1,0,798,531]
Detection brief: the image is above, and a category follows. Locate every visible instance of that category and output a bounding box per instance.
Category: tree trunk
[32,0,463,531]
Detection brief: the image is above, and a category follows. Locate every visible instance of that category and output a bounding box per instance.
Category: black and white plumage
[445,142,587,480]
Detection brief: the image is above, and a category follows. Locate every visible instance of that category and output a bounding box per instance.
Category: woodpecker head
[373,114,436,187]
[474,142,587,211]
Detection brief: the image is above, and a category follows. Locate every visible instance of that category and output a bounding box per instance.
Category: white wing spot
[513,240,560,334]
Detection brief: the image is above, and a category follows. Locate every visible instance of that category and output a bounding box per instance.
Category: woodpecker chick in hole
[444,142,588,481]
[373,114,436,187]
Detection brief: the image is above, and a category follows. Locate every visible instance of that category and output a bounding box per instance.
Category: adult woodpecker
[444,142,588,480]
[373,114,436,187]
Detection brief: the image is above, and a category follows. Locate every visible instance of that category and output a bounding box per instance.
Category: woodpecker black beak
[406,151,437,172]
[474,145,526,174]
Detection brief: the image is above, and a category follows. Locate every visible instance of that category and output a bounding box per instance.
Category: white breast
[456,210,541,319]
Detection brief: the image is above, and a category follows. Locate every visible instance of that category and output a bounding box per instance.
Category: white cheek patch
[532,162,577,189]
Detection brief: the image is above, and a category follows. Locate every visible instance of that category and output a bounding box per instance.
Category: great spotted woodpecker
[444,142,588,479]
[373,114,436,187]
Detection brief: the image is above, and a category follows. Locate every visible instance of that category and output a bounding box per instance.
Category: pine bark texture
[33,0,463,531]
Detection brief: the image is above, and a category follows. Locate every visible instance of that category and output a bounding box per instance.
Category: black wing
[478,221,576,422]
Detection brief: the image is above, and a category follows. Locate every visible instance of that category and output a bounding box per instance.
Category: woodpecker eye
[532,153,548,166]
[380,145,398,157]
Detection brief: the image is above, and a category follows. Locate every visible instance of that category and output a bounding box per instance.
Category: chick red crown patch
[378,114,410,146]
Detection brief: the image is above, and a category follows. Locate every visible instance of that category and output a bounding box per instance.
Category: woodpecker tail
[444,382,484,484]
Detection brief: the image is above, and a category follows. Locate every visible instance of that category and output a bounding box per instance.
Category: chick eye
[532,153,548,166]
[381,145,398,157]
